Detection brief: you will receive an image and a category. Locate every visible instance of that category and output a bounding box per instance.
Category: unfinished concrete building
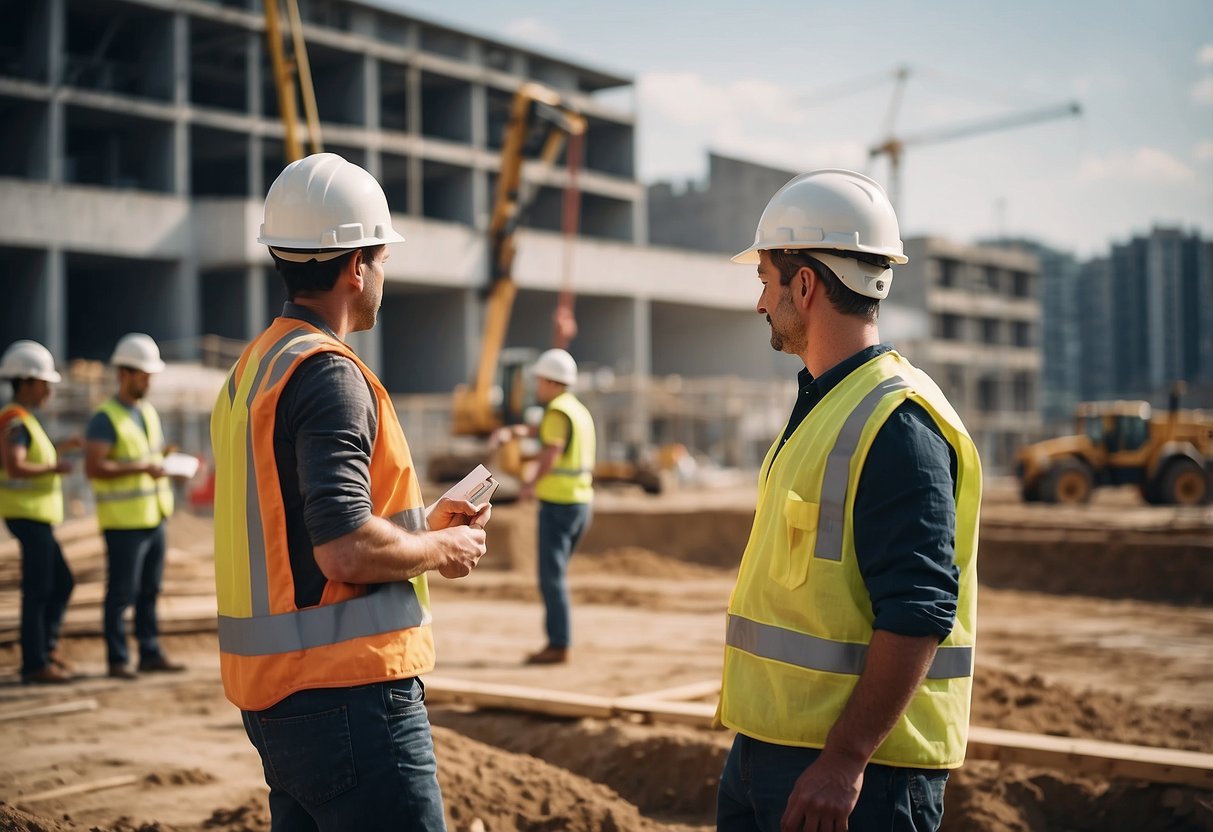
[0,0,804,470]
[893,238,1042,470]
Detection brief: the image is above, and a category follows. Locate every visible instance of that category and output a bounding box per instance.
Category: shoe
[138,654,186,673]
[108,663,138,680]
[524,646,570,665]
[48,650,74,673]
[22,665,73,685]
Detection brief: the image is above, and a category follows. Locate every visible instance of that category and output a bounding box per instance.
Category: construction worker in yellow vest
[0,340,81,684]
[85,333,185,680]
[716,170,981,832]
[211,152,491,830]
[498,348,595,665]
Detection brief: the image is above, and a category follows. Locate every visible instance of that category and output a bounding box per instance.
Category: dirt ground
[1,481,1211,831]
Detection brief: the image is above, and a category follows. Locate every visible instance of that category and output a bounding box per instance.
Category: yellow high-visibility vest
[718,350,981,769]
[89,399,173,530]
[211,318,434,711]
[0,405,64,525]
[535,391,595,504]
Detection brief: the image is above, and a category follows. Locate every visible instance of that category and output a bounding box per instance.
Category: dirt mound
[0,802,77,832]
[572,547,732,579]
[945,763,1213,832]
[432,710,729,824]
[434,726,671,832]
[973,668,1213,753]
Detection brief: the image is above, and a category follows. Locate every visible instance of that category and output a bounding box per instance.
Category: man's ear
[343,249,365,291]
[794,265,816,309]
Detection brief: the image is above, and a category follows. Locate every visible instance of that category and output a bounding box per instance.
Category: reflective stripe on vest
[0,406,63,525]
[815,376,909,561]
[727,614,973,680]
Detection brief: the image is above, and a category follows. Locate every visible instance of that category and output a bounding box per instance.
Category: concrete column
[173,12,189,197]
[47,0,65,184]
[174,258,201,360]
[406,65,423,216]
[44,247,66,361]
[461,287,481,381]
[247,32,264,198]
[631,188,648,246]
[629,297,652,449]
[347,328,382,376]
[470,83,488,229]
[245,264,267,338]
[363,55,381,178]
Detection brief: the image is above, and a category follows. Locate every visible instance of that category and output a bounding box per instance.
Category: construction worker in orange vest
[211,152,491,830]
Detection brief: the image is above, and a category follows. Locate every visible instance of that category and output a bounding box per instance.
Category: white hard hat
[0,340,62,383]
[259,152,405,262]
[111,333,165,374]
[533,349,578,387]
[732,169,907,300]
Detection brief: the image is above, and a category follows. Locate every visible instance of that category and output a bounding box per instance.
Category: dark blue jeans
[242,677,446,832]
[103,523,167,666]
[537,500,592,648]
[6,519,74,674]
[717,733,948,832]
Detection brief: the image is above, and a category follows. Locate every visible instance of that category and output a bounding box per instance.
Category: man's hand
[145,463,167,478]
[54,460,73,474]
[781,751,865,832]
[428,497,491,530]
[434,524,488,579]
[57,436,84,453]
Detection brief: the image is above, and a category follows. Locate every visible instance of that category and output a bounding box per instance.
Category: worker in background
[715,170,981,832]
[497,348,595,665]
[212,152,491,829]
[86,333,185,680]
[0,341,80,684]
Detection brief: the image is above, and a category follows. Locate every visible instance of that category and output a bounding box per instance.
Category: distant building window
[1012,271,1032,298]
[1013,321,1032,347]
[937,313,963,340]
[937,258,959,288]
[982,266,1000,292]
[980,318,1001,345]
[978,377,999,412]
[1013,374,1033,412]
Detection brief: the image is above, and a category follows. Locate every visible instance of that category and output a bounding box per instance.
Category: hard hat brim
[731,243,909,266]
[114,360,166,374]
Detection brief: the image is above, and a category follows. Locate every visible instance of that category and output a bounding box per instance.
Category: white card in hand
[442,464,495,504]
[162,452,200,479]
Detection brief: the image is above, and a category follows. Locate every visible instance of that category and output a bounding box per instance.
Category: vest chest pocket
[772,490,819,590]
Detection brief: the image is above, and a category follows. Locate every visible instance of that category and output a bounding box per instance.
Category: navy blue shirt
[773,344,959,641]
[86,401,147,445]
[273,303,377,609]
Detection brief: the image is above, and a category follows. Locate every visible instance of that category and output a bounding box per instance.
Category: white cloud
[501,17,562,49]
[1195,141,1213,163]
[1192,76,1213,105]
[1078,147,1193,183]
[637,72,869,179]
[1198,43,1213,66]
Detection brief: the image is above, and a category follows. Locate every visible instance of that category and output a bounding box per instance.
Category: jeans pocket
[259,706,357,807]
[386,677,426,714]
[907,770,948,831]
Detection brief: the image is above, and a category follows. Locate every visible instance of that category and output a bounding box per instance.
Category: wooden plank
[967,726,1213,789]
[423,678,1213,788]
[425,676,615,719]
[17,774,140,804]
[616,679,720,705]
[0,698,98,723]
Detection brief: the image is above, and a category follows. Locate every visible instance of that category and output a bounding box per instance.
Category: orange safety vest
[210,317,434,711]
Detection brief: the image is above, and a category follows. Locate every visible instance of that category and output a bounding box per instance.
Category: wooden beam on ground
[0,698,99,723]
[424,677,1213,788]
[616,679,720,705]
[967,726,1213,790]
[17,774,140,804]
[425,677,615,719]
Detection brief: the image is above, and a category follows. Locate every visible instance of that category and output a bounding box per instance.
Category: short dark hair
[270,245,383,299]
[768,250,882,322]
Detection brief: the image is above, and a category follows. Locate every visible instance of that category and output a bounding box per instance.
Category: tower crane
[867,68,1081,211]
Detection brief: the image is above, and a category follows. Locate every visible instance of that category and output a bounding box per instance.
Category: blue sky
[385,0,1212,257]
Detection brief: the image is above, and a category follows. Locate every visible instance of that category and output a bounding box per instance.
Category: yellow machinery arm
[264,0,322,163]
[452,82,587,436]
